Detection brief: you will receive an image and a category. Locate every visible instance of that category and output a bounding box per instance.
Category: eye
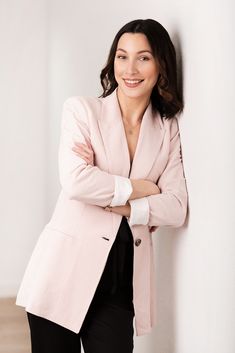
[115,55,150,61]
[139,56,150,61]
[116,55,126,59]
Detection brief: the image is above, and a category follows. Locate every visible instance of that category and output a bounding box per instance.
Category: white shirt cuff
[109,176,133,207]
[128,197,150,226]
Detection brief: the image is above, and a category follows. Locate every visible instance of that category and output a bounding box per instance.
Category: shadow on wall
[149,30,190,353]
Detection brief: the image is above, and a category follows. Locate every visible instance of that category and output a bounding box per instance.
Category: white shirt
[109,175,149,226]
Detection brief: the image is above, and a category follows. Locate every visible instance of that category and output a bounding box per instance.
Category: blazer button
[135,238,142,247]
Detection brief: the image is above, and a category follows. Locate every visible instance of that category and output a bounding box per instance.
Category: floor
[0,297,30,353]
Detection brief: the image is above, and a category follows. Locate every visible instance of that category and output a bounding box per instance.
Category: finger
[72,147,84,154]
[74,142,92,153]
[72,148,93,165]
[79,142,94,157]
[75,145,94,160]
[73,146,91,159]
[78,155,90,164]
[74,143,91,153]
[72,148,88,160]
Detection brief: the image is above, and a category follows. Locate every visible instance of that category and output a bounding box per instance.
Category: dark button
[135,238,142,247]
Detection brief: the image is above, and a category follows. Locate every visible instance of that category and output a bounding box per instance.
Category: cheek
[114,61,122,74]
[144,65,159,83]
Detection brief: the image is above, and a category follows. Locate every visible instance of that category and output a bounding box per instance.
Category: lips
[123,78,144,88]
[123,79,144,83]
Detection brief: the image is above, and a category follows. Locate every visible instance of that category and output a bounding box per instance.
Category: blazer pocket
[45,225,76,240]
[46,202,87,239]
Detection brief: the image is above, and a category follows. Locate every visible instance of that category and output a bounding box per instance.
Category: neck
[116,87,150,126]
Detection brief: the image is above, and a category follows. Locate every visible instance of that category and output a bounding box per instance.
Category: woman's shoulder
[61,94,103,126]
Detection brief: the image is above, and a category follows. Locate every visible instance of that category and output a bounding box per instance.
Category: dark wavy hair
[99,19,183,120]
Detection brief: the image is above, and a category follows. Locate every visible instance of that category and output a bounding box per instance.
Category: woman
[16,18,188,353]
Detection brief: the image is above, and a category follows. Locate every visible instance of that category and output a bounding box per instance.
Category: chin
[118,84,147,97]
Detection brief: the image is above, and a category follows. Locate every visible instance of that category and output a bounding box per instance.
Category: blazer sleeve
[126,117,188,228]
[58,97,132,207]
[146,116,188,228]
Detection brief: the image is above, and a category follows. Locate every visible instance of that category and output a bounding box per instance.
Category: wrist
[126,201,131,217]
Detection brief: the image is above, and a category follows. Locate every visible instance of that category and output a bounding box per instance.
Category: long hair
[99,19,183,120]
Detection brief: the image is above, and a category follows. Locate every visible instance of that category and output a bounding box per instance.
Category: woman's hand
[104,203,131,217]
[72,141,94,165]
[105,203,158,232]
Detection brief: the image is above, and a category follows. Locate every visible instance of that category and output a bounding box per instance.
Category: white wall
[0,0,49,296]
[1,0,234,352]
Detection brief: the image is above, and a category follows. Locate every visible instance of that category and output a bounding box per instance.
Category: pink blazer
[16,87,188,336]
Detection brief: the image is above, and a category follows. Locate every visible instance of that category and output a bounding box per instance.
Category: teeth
[125,79,142,84]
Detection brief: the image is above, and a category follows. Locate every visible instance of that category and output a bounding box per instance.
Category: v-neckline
[115,89,145,172]
[128,160,133,177]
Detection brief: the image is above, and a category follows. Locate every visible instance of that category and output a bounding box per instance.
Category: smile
[123,79,144,88]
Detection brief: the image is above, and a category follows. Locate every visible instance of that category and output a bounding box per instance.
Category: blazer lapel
[98,87,166,179]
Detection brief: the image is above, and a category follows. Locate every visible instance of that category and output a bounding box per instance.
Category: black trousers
[26,217,135,353]
[26,301,134,353]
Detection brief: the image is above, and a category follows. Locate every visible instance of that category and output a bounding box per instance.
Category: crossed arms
[58,97,188,228]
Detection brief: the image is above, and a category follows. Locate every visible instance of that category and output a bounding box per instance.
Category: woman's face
[114,32,160,100]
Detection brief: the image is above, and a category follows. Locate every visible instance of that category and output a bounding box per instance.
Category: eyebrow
[116,48,153,55]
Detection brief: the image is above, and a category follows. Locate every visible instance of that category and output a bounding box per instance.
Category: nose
[125,58,138,75]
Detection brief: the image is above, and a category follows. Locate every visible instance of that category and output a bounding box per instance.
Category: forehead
[117,32,152,51]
